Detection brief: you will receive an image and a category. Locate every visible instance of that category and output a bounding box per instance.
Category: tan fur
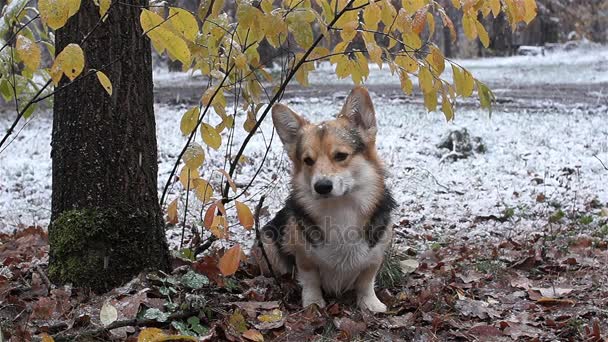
[261,87,393,313]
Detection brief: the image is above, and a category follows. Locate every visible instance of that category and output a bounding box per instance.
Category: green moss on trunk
[49,208,169,292]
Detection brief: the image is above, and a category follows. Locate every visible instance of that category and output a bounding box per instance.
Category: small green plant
[378,248,411,289]
[475,260,505,275]
[549,209,565,223]
[579,215,593,225]
[593,225,608,239]
[503,207,515,220]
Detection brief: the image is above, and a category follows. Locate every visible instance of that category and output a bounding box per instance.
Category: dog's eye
[304,157,315,166]
[334,152,349,162]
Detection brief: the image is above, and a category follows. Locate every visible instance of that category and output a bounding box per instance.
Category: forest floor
[1,44,608,340]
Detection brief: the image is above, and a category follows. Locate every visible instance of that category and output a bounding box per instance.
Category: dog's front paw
[302,292,327,308]
[358,294,387,313]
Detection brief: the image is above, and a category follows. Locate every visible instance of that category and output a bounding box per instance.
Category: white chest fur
[307,204,385,294]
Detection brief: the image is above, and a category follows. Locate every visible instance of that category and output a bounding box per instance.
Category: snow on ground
[309,42,608,86]
[1,46,608,253]
[152,42,608,90]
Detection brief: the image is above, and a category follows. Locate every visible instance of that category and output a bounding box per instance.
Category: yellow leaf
[96,71,112,96]
[380,0,396,31]
[40,333,55,342]
[210,215,228,238]
[243,110,256,132]
[340,20,358,42]
[169,7,199,41]
[211,0,225,17]
[403,31,422,49]
[418,66,434,94]
[193,179,214,203]
[366,40,383,68]
[180,107,200,136]
[51,43,85,84]
[167,199,178,225]
[140,9,191,66]
[261,0,273,13]
[363,2,381,31]
[426,12,435,38]
[452,64,464,96]
[441,93,454,121]
[218,244,242,276]
[242,329,264,342]
[66,0,81,17]
[476,21,490,48]
[235,201,254,230]
[490,0,501,17]
[98,0,110,19]
[258,309,283,323]
[201,123,222,150]
[462,13,477,40]
[234,52,247,70]
[462,69,475,97]
[523,0,537,24]
[287,11,314,49]
[395,55,418,73]
[427,46,445,75]
[477,80,495,114]
[182,142,205,168]
[39,0,70,30]
[450,0,461,9]
[16,35,41,72]
[399,71,413,95]
[424,90,437,112]
[137,327,167,342]
[402,0,425,14]
[179,165,200,189]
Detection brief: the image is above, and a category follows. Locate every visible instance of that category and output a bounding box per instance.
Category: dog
[257,86,396,313]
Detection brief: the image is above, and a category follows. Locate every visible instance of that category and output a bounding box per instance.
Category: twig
[35,265,53,295]
[0,79,52,151]
[594,155,608,171]
[180,169,192,249]
[222,0,359,199]
[253,196,279,285]
[52,310,198,341]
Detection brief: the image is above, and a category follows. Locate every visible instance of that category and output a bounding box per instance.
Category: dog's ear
[272,104,307,149]
[339,87,377,135]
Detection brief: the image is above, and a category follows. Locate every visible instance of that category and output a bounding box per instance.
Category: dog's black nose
[314,179,333,195]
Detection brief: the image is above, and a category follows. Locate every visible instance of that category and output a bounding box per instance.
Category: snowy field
[1,44,607,252]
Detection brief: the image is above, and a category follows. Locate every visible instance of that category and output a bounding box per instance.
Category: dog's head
[272,87,383,200]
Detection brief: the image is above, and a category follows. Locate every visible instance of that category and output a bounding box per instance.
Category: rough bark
[49,0,169,292]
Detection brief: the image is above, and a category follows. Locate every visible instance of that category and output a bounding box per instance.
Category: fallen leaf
[231,301,280,318]
[137,327,167,341]
[383,313,415,329]
[229,310,248,333]
[333,317,366,338]
[468,324,503,337]
[455,298,501,319]
[399,259,419,274]
[100,302,118,326]
[536,297,575,306]
[255,309,285,330]
[531,286,573,298]
[242,329,264,341]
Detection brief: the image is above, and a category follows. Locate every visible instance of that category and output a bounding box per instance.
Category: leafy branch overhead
[1,0,537,272]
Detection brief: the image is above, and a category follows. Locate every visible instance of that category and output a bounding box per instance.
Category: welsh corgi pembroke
[257,86,396,312]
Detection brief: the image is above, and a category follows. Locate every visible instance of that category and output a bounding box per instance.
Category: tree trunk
[49,0,169,292]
